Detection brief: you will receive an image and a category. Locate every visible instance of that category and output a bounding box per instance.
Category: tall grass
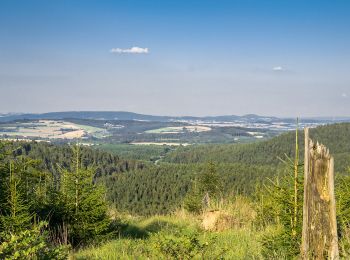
[73,200,267,259]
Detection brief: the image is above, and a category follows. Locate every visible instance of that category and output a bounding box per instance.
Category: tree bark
[301,128,339,259]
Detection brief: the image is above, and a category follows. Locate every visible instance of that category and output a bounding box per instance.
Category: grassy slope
[74,228,263,259]
[74,199,266,259]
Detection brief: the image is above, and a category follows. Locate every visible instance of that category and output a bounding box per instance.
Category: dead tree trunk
[301,128,339,259]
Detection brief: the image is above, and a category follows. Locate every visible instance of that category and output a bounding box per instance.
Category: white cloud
[342,93,347,98]
[272,66,284,71]
[110,46,149,54]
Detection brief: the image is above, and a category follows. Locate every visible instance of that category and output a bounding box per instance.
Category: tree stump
[301,128,339,259]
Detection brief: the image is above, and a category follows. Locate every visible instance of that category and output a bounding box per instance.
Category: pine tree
[184,179,202,214]
[0,161,32,234]
[199,162,222,198]
[184,162,223,213]
[59,144,110,246]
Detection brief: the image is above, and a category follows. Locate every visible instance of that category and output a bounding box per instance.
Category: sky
[0,0,349,117]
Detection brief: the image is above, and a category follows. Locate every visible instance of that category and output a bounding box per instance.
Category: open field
[145,125,211,134]
[131,142,191,146]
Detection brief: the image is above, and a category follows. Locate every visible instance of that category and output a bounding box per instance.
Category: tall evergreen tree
[0,161,32,234]
[59,145,110,246]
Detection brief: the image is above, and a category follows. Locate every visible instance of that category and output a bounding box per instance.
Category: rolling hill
[163,123,350,172]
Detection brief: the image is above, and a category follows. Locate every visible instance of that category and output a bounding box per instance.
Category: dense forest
[105,162,277,215]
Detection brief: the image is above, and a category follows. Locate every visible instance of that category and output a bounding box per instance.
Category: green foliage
[73,213,264,259]
[0,162,32,234]
[106,162,276,215]
[335,169,350,257]
[184,162,223,214]
[3,140,145,179]
[52,145,111,246]
[0,222,68,260]
[96,143,172,162]
[0,142,112,254]
[150,230,217,259]
[198,162,223,198]
[183,182,203,214]
[257,162,304,258]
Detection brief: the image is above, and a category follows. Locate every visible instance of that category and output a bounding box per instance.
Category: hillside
[103,123,350,215]
[104,162,277,215]
[5,141,146,178]
[163,123,350,172]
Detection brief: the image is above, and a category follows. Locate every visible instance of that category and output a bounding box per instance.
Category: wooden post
[301,128,339,259]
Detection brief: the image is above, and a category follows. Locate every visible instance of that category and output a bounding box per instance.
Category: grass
[73,203,267,259]
[73,224,264,259]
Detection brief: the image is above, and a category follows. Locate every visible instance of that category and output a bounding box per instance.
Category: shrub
[0,222,69,260]
[150,230,216,259]
[257,167,303,258]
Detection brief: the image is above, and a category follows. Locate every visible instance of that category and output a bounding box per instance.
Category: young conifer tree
[258,119,303,258]
[59,144,110,246]
[184,162,223,213]
[0,161,32,234]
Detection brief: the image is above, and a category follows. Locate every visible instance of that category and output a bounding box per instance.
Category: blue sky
[0,0,349,117]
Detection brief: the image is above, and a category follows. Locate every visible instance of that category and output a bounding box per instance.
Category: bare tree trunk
[292,118,299,237]
[301,128,339,259]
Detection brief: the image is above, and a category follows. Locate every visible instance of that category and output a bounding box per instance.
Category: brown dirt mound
[201,210,241,231]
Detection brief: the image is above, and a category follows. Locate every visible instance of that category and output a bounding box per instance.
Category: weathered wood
[302,128,310,256]
[301,128,339,259]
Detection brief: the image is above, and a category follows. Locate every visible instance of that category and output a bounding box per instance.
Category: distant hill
[0,111,171,122]
[0,111,339,123]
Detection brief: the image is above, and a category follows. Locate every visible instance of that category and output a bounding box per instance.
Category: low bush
[0,222,69,260]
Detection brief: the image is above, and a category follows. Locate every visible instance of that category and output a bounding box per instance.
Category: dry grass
[201,196,257,232]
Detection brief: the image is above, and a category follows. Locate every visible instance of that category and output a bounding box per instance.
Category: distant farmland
[145,125,211,134]
[0,120,107,140]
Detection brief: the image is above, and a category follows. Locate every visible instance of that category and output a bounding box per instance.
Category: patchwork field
[0,120,107,140]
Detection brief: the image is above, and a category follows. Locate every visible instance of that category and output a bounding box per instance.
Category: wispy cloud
[272,66,284,71]
[110,46,149,54]
[342,93,347,98]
